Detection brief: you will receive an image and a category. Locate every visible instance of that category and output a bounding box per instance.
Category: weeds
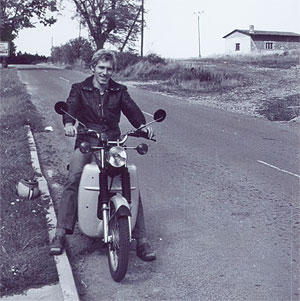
[115,50,300,120]
[0,68,58,297]
[117,59,244,93]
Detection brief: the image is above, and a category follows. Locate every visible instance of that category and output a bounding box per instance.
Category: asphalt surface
[16,64,300,301]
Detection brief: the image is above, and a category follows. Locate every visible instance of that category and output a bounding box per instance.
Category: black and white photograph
[1,0,299,300]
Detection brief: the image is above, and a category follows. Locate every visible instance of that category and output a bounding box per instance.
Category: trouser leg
[132,192,147,239]
[57,149,91,234]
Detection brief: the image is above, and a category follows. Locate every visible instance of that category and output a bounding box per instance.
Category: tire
[107,211,130,282]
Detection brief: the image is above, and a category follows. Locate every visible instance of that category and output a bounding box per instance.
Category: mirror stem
[61,109,86,128]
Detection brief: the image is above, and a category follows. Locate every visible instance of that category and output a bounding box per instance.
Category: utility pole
[79,20,81,38]
[120,5,142,52]
[195,11,204,58]
[141,0,144,57]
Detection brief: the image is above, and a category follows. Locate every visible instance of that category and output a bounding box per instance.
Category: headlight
[106,146,127,167]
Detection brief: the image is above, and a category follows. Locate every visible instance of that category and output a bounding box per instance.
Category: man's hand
[64,123,77,137]
[139,125,155,140]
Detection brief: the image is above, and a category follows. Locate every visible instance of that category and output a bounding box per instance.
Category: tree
[0,0,58,50]
[71,0,142,51]
[51,37,94,65]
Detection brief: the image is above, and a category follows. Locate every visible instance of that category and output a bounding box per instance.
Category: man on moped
[49,49,156,261]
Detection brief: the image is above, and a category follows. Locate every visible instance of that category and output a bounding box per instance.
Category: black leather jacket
[63,76,146,148]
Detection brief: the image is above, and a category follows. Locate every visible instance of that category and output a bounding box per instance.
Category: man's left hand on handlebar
[139,125,155,140]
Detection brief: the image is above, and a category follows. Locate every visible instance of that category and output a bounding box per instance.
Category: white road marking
[59,76,70,82]
[43,70,48,73]
[257,160,300,179]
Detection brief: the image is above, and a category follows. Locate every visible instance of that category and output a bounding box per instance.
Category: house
[223,25,300,54]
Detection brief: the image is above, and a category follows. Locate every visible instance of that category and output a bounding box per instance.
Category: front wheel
[107,213,130,282]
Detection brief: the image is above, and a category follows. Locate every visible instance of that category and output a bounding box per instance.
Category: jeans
[57,148,146,239]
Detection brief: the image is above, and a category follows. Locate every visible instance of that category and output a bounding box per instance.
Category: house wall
[253,40,300,51]
[224,32,251,54]
[252,35,300,51]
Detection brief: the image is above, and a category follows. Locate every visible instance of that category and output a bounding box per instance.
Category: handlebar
[76,127,155,145]
[128,130,156,141]
[55,103,165,145]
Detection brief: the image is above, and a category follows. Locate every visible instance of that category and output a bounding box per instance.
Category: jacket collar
[82,76,121,92]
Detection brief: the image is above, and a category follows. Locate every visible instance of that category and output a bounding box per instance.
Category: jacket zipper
[98,89,105,118]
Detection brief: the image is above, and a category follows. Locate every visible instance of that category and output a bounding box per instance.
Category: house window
[235,43,240,51]
[266,42,273,50]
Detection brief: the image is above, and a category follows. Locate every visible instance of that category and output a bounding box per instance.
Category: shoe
[136,243,156,261]
[49,235,65,255]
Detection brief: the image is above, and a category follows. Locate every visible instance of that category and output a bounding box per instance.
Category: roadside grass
[0,68,58,296]
[117,59,243,90]
[117,51,299,94]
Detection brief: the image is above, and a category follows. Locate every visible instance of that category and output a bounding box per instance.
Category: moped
[54,102,166,282]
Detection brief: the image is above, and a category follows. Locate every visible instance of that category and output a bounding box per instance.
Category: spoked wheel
[107,207,130,282]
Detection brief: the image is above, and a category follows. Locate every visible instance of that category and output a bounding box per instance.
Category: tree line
[7,52,48,64]
[0,0,144,59]
[50,36,165,72]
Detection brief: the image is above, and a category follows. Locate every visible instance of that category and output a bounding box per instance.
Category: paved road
[16,64,300,301]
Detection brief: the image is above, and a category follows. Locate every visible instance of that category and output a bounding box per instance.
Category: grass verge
[0,68,58,297]
[117,59,244,93]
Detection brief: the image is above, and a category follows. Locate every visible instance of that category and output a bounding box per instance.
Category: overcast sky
[14,0,300,58]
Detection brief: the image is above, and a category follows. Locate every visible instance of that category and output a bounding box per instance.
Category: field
[116,50,300,122]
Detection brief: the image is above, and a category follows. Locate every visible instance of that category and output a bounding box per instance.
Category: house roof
[223,29,300,38]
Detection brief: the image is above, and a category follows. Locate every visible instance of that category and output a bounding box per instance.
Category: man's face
[92,59,114,86]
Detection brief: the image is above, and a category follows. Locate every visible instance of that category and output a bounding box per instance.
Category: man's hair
[90,49,117,70]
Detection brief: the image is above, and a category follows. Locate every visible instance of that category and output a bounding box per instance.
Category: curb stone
[24,125,79,301]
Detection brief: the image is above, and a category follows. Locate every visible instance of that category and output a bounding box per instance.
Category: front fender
[110,194,131,217]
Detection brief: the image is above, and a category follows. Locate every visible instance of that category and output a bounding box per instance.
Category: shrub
[115,52,166,72]
[257,94,300,121]
[142,53,166,65]
[115,52,140,71]
[174,66,225,83]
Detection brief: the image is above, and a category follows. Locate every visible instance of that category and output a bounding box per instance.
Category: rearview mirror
[153,109,166,123]
[136,143,148,155]
[54,102,68,115]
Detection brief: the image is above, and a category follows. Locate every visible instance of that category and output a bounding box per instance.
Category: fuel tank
[78,163,139,238]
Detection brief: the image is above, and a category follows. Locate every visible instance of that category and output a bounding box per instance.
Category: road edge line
[25,125,79,301]
[257,160,300,179]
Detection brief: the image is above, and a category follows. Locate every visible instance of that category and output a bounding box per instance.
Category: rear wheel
[107,209,130,282]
